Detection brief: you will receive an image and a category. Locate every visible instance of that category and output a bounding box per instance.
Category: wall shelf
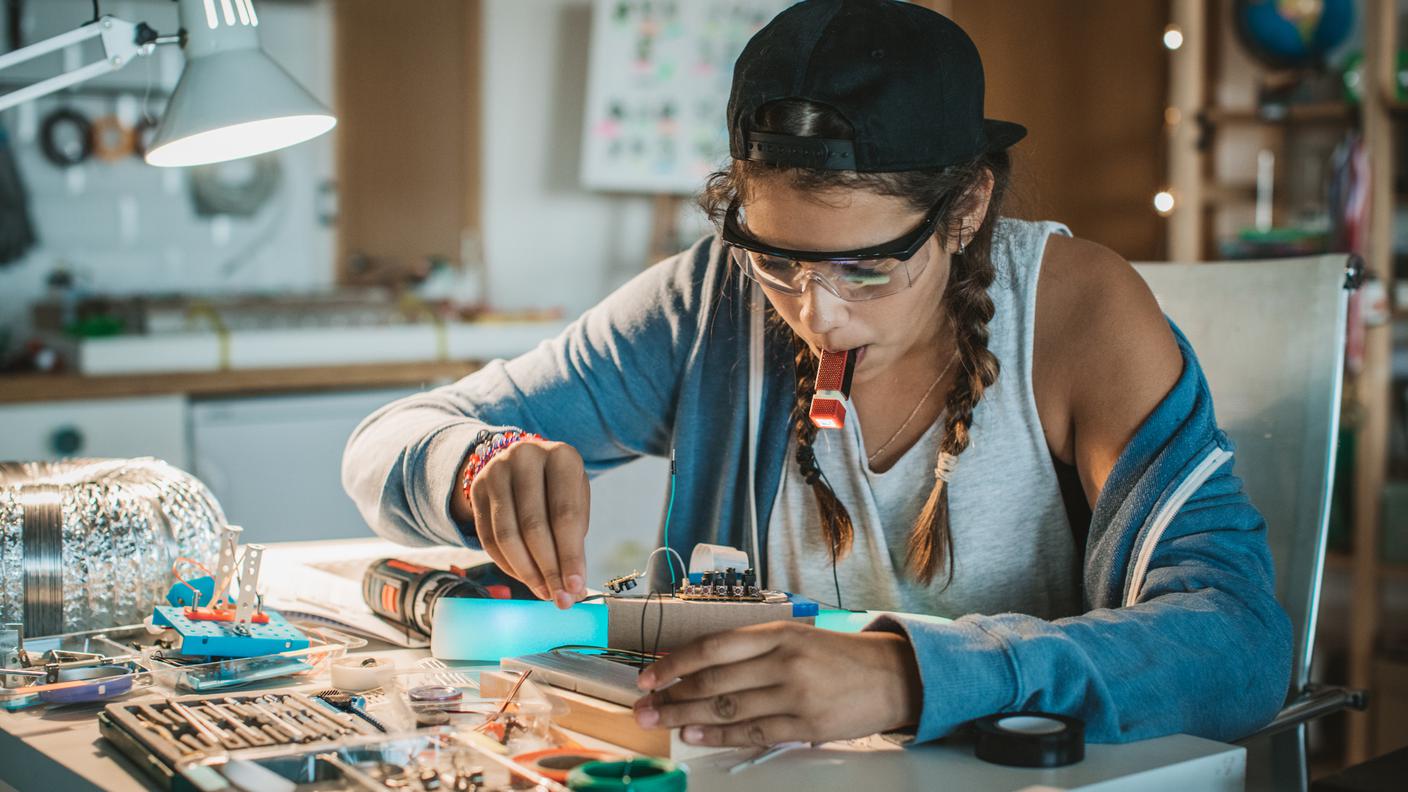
[1201,102,1358,126]
[1166,0,1401,767]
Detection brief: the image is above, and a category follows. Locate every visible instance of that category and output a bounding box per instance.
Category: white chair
[1132,254,1365,792]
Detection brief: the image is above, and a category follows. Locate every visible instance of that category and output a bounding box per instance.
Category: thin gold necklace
[866,349,960,466]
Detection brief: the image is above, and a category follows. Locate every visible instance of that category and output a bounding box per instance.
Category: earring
[956,229,966,255]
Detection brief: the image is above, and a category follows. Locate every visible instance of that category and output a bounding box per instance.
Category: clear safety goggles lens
[727,245,924,301]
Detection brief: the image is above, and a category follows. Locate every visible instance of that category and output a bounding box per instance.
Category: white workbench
[0,539,1248,791]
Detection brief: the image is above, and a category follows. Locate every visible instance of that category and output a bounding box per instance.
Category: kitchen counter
[0,360,480,404]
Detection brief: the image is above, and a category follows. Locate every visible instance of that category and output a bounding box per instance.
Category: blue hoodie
[342,228,1293,744]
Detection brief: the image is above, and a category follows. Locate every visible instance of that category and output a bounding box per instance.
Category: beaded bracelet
[461,429,544,498]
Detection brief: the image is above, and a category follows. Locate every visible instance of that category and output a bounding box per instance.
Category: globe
[1234,0,1355,69]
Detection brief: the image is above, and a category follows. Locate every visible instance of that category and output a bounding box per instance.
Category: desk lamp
[0,0,336,167]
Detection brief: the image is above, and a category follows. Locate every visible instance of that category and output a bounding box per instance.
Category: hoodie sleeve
[866,454,1291,743]
[340,237,721,547]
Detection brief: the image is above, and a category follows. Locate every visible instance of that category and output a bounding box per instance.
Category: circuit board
[151,606,309,658]
[674,568,771,601]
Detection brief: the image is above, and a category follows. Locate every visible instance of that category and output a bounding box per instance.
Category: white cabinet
[0,396,189,470]
[190,388,419,544]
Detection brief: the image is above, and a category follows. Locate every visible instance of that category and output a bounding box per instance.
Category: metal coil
[0,458,225,636]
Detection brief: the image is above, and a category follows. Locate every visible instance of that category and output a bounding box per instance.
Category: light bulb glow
[203,0,218,29]
[1154,191,1176,216]
[247,0,259,26]
[145,115,336,167]
[1163,25,1184,50]
[220,0,236,26]
[234,0,250,26]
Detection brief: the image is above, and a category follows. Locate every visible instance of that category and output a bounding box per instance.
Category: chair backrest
[1131,255,1351,693]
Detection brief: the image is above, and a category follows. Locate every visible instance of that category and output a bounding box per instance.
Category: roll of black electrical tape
[974,712,1084,768]
[39,107,93,167]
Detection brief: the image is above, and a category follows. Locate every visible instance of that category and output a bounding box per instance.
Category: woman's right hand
[454,439,591,609]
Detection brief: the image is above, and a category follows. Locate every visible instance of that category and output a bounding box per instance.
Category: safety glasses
[721,197,944,301]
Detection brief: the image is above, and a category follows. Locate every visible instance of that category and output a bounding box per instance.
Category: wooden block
[482,670,666,756]
[606,596,805,653]
[483,670,730,760]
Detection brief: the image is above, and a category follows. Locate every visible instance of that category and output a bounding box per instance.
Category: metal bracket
[233,543,264,623]
[0,16,157,113]
[209,525,243,609]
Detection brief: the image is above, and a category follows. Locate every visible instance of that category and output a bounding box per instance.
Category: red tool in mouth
[810,348,858,429]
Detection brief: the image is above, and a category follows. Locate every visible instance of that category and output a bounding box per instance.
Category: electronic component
[314,690,388,733]
[155,525,311,658]
[603,570,644,594]
[675,567,764,601]
[810,348,857,429]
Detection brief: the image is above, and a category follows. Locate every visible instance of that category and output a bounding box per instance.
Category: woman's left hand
[632,621,923,747]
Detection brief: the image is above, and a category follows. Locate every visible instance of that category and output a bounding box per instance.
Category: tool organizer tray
[100,690,389,792]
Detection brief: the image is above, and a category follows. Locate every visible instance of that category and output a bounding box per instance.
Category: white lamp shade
[144,48,336,168]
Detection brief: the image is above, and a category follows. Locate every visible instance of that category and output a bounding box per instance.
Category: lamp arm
[0,16,169,113]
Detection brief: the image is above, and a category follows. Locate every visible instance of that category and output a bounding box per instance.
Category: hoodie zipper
[1123,446,1234,608]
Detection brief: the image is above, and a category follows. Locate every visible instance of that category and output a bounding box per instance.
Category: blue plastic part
[37,667,134,704]
[814,609,953,633]
[152,606,310,658]
[787,594,820,618]
[166,576,216,608]
[429,598,608,662]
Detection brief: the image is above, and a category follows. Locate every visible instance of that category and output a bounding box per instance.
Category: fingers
[469,440,591,608]
[680,716,809,748]
[638,623,793,691]
[509,447,567,605]
[545,446,589,597]
[635,683,791,729]
[485,467,549,598]
[641,654,776,706]
[470,476,511,578]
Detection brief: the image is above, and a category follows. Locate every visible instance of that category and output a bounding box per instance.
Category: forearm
[865,583,1291,744]
[873,632,924,732]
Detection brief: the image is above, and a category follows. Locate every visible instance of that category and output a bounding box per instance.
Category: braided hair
[700,99,1012,586]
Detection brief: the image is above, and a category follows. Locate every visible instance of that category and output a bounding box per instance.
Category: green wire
[663,449,677,588]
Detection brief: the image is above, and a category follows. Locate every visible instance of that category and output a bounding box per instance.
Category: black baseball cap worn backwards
[727,0,1026,173]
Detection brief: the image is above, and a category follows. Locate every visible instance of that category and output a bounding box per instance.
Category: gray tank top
[766,218,1082,620]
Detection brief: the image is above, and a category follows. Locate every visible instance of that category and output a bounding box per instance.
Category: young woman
[344,0,1290,749]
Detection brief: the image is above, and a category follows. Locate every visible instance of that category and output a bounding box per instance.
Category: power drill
[361,558,535,636]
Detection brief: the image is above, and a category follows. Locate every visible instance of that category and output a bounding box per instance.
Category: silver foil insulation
[0,458,225,636]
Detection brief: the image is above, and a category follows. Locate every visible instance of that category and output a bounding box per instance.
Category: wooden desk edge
[0,361,482,404]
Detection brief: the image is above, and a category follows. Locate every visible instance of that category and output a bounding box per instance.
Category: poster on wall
[579,0,793,195]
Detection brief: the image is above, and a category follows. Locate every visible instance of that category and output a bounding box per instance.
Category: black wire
[638,591,666,672]
[652,594,664,662]
[818,466,845,611]
[91,0,100,23]
[638,591,653,671]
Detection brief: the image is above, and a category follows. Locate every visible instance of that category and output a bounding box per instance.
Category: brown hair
[699,99,1012,586]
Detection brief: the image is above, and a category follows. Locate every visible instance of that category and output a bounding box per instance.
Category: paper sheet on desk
[255,539,491,648]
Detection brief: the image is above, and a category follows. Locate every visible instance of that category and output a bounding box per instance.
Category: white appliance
[190,388,417,544]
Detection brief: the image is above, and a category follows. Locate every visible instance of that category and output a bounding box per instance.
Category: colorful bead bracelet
[461,429,543,498]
